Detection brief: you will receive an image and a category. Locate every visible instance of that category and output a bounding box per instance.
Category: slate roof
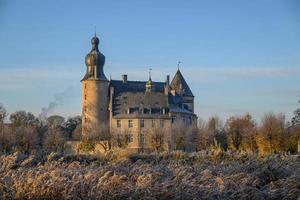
[170,69,194,97]
[109,80,194,118]
[110,80,167,117]
[110,80,165,94]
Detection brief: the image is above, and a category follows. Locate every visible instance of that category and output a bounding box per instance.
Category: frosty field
[0,151,299,200]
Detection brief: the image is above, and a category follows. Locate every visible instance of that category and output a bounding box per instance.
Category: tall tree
[62,116,81,139]
[196,119,214,150]
[225,114,256,151]
[150,126,167,152]
[10,111,39,127]
[256,113,286,155]
[0,104,7,135]
[291,100,300,127]
[44,115,66,152]
[9,111,40,153]
[0,104,9,152]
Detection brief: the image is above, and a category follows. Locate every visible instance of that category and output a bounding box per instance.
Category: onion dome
[82,35,107,81]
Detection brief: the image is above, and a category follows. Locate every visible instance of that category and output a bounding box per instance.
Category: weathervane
[177,61,182,70]
[94,26,97,36]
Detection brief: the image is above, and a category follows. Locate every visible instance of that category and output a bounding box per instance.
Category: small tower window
[128,120,133,128]
[117,120,121,128]
[171,117,176,124]
[140,119,145,128]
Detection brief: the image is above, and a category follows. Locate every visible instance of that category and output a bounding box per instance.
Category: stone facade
[82,35,197,152]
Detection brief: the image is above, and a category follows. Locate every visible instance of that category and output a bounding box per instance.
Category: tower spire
[177,61,182,70]
[148,67,152,80]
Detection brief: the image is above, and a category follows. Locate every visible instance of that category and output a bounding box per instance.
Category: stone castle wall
[82,79,109,138]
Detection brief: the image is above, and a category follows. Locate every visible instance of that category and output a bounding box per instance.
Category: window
[171,117,176,124]
[117,120,121,128]
[162,108,169,114]
[183,104,189,110]
[160,119,164,128]
[140,119,144,128]
[151,119,155,127]
[140,133,145,144]
[128,134,133,143]
[143,108,150,114]
[128,120,133,128]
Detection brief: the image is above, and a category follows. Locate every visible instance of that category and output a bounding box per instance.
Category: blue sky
[0,0,299,122]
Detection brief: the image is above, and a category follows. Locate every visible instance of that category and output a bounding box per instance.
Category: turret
[145,68,154,92]
[171,69,194,112]
[81,35,109,138]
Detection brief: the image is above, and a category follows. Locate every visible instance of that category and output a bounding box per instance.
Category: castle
[81,35,197,152]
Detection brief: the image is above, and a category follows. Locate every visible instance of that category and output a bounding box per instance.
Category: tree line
[0,100,299,155]
[0,106,81,154]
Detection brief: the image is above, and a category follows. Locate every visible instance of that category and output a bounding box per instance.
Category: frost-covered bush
[0,151,299,199]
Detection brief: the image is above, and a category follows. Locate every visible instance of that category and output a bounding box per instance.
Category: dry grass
[0,151,299,200]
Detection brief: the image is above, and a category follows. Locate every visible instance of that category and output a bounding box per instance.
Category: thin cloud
[0,66,81,91]
[253,89,300,97]
[183,67,300,81]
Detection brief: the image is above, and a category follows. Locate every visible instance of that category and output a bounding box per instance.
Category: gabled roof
[170,69,194,97]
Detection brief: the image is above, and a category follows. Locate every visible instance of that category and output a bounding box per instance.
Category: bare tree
[44,115,66,153]
[9,111,40,153]
[44,126,65,153]
[256,113,286,155]
[225,114,257,152]
[196,119,214,150]
[0,104,8,152]
[171,120,198,151]
[84,123,112,152]
[171,120,191,151]
[207,116,227,151]
[110,127,130,149]
[149,126,167,152]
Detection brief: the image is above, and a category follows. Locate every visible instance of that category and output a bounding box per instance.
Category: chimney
[166,75,170,85]
[164,75,170,95]
[122,74,127,83]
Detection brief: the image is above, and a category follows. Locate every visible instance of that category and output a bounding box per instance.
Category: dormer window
[183,104,189,110]
[143,108,150,114]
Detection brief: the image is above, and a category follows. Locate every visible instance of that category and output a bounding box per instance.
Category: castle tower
[81,35,109,138]
[171,69,194,112]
